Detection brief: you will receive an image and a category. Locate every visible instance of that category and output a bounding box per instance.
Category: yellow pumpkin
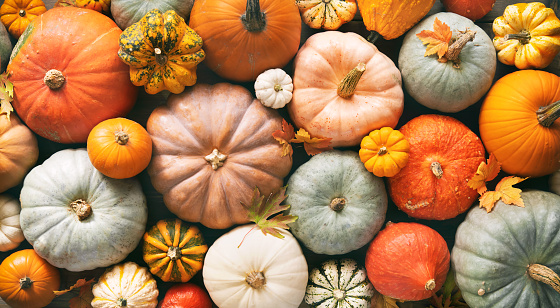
[295,0,357,30]
[0,0,46,38]
[493,2,560,69]
[359,127,410,177]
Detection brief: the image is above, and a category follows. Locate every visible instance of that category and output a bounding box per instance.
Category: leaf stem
[238,225,257,248]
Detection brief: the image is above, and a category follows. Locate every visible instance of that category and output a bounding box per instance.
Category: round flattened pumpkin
[111,0,195,30]
[147,83,292,229]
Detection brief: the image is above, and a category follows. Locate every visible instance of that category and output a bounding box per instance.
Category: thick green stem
[117,298,127,306]
[241,0,266,32]
[537,101,560,128]
[505,30,531,45]
[527,264,560,293]
[337,63,366,98]
[367,31,380,44]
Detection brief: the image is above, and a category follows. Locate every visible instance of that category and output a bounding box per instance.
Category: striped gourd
[305,259,375,307]
[143,218,208,282]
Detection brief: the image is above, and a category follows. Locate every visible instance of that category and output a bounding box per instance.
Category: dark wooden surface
[1,0,559,307]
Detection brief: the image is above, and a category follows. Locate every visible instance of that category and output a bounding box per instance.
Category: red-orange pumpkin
[0,249,60,308]
[388,115,485,220]
[7,7,137,144]
[365,222,450,301]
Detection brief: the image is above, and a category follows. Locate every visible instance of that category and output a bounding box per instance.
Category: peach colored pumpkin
[147,83,292,229]
[288,31,404,147]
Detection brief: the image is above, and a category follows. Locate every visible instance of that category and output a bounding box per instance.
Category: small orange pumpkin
[76,0,111,14]
[359,127,410,177]
[87,118,152,179]
[0,0,47,38]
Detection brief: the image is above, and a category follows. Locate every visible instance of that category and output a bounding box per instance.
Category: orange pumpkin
[480,70,560,177]
[76,0,111,14]
[0,0,46,39]
[388,114,485,220]
[189,0,301,82]
[0,249,60,308]
[87,118,152,179]
[7,7,138,144]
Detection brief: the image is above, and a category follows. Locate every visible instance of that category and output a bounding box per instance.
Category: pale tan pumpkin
[295,0,357,30]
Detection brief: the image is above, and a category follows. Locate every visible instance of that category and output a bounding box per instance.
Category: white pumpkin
[0,194,24,252]
[92,262,159,308]
[254,68,293,109]
[19,148,148,272]
[203,224,308,308]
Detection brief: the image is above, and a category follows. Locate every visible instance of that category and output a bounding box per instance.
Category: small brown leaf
[54,278,95,296]
[416,17,452,59]
[68,284,94,308]
[272,118,295,157]
[291,128,333,156]
[372,292,400,308]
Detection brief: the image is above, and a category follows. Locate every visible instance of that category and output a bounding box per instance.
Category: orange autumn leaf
[69,285,94,308]
[372,292,400,308]
[272,118,295,157]
[54,278,95,296]
[468,153,501,194]
[416,17,452,59]
[291,128,333,156]
[479,176,527,213]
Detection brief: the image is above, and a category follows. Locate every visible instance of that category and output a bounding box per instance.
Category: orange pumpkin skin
[7,7,138,144]
[189,0,301,82]
[480,70,560,177]
[365,222,450,301]
[87,118,152,179]
[0,249,60,308]
[388,115,485,220]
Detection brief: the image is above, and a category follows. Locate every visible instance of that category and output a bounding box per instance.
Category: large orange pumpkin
[480,70,560,177]
[147,83,292,229]
[0,249,60,308]
[189,0,301,82]
[7,7,137,144]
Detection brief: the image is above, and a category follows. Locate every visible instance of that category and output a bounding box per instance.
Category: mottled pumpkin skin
[111,0,195,30]
[452,191,560,307]
[0,22,12,72]
[388,115,485,220]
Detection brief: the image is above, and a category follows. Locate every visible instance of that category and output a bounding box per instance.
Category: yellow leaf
[479,190,502,213]
[0,101,13,121]
[291,128,333,156]
[478,176,527,212]
[468,153,501,194]
[416,17,452,59]
[372,292,400,308]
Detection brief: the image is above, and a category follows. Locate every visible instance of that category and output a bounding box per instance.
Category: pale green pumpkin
[0,22,12,72]
[111,0,195,30]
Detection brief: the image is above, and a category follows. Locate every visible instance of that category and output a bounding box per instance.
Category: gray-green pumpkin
[285,150,387,255]
[111,0,195,30]
[452,190,560,307]
[0,22,13,72]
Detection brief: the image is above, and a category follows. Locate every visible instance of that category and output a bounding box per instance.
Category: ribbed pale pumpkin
[359,127,410,177]
[0,194,24,252]
[0,0,46,39]
[111,0,195,30]
[143,219,208,283]
[118,9,205,94]
[452,190,560,307]
[295,0,357,30]
[479,70,560,177]
[254,68,293,109]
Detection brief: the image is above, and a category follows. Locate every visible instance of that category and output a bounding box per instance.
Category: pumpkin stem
[205,149,227,170]
[527,264,560,293]
[167,246,182,261]
[443,30,476,69]
[274,84,283,92]
[19,9,26,17]
[44,69,66,90]
[70,199,92,221]
[19,277,33,289]
[246,271,266,289]
[536,101,560,128]
[329,197,346,212]
[337,63,366,99]
[378,146,388,155]
[425,279,436,291]
[504,30,531,45]
[332,289,346,300]
[116,298,127,307]
[430,162,443,179]
[241,0,266,32]
[115,131,129,145]
[154,48,168,66]
[367,31,380,44]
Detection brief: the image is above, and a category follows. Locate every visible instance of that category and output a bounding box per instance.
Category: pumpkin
[441,0,495,21]
[479,70,560,177]
[203,224,308,307]
[87,117,152,179]
[387,114,485,220]
[7,7,138,144]
[493,2,560,70]
[0,249,60,308]
[111,0,195,30]
[285,150,387,255]
[76,0,111,14]
[452,190,560,307]
[254,68,293,109]
[147,83,292,229]
[92,262,159,308]
[295,0,357,30]
[550,169,560,195]
[365,222,450,301]
[288,31,404,147]
[0,22,12,72]
[0,113,39,193]
[357,0,436,41]
[398,12,496,113]
[305,259,375,307]
[189,0,301,82]
[118,9,205,94]
[142,218,208,283]
[0,0,46,39]
[0,194,24,252]
[159,283,213,308]
[19,148,148,272]
[359,127,410,177]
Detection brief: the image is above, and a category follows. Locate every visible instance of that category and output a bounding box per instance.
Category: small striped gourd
[143,218,208,282]
[305,259,375,307]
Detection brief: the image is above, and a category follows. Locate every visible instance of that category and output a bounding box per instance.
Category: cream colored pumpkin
[92,262,159,308]
[0,194,24,252]
[296,0,357,30]
[254,68,293,109]
[203,224,308,307]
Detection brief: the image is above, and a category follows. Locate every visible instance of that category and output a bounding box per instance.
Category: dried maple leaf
[416,17,452,59]
[479,176,527,213]
[272,118,295,157]
[291,128,333,156]
[468,153,501,194]
[372,292,400,308]
[239,186,298,247]
[68,284,94,308]
[0,72,14,120]
[54,278,95,296]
